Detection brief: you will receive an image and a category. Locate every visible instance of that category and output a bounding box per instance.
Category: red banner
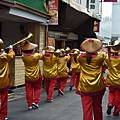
[104,0,117,2]
[48,0,58,25]
[93,21,100,32]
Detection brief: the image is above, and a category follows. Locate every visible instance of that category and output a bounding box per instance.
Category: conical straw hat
[22,42,38,51]
[80,38,102,53]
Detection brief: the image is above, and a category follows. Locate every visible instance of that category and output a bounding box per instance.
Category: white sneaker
[32,103,39,109]
[46,99,53,102]
[28,106,32,110]
[5,118,8,120]
[59,89,64,95]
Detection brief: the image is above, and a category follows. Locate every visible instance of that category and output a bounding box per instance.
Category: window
[90,0,95,3]
[90,4,95,9]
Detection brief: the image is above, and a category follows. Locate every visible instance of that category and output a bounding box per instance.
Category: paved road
[8,74,120,120]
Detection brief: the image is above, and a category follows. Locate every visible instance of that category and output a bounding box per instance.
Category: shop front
[0,1,50,87]
[48,0,101,49]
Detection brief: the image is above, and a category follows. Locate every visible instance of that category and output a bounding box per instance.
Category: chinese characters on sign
[93,21,100,32]
[48,0,58,25]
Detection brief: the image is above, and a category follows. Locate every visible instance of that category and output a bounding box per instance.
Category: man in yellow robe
[69,49,80,91]
[105,40,120,116]
[0,39,15,120]
[56,48,70,95]
[76,38,106,120]
[42,46,58,102]
[22,42,42,110]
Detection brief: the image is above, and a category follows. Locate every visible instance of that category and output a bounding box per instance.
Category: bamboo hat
[43,46,55,53]
[22,42,38,51]
[110,47,120,53]
[54,49,61,57]
[70,48,80,53]
[106,40,120,52]
[0,39,4,49]
[80,38,102,53]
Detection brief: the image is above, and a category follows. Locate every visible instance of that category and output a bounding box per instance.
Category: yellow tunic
[43,55,58,79]
[22,53,42,81]
[0,49,15,89]
[57,56,70,77]
[70,56,81,73]
[105,55,120,87]
[77,52,106,93]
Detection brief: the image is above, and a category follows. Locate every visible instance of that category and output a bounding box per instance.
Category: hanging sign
[48,0,58,25]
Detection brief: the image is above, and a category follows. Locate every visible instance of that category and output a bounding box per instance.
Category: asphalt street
[7,72,120,120]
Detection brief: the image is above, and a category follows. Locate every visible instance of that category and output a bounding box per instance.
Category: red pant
[45,79,56,100]
[69,73,80,89]
[102,64,106,72]
[107,87,120,115]
[81,94,104,120]
[0,90,8,119]
[25,80,42,107]
[57,79,67,95]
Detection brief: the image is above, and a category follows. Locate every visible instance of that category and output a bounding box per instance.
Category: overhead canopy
[49,0,101,35]
[0,1,50,23]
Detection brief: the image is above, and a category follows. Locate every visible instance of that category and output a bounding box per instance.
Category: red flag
[104,0,117,2]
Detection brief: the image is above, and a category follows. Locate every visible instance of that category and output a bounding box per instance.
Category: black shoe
[69,86,73,91]
[32,103,39,109]
[59,89,64,95]
[107,106,113,115]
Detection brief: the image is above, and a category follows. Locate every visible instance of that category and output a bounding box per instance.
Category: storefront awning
[49,0,101,35]
[0,1,50,23]
[62,0,101,20]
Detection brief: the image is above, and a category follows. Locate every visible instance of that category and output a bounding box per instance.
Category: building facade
[0,0,102,87]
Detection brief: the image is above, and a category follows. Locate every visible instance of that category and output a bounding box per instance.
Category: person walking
[76,38,106,120]
[56,48,70,96]
[105,40,120,116]
[21,42,42,110]
[69,48,80,91]
[0,39,15,120]
[42,46,58,102]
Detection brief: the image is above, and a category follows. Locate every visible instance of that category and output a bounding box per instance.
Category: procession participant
[21,42,42,110]
[56,48,70,96]
[69,48,80,91]
[105,40,120,116]
[76,38,106,120]
[0,39,15,120]
[101,45,107,73]
[42,46,58,102]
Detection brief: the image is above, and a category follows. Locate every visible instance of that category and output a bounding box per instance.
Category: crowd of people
[0,38,120,120]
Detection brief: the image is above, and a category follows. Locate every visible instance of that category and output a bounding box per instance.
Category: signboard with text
[93,21,100,32]
[48,0,58,25]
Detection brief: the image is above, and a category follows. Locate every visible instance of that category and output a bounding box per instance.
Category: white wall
[80,0,87,8]
[112,2,120,37]
[99,2,112,43]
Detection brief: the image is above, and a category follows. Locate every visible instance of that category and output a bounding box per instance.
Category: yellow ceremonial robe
[77,52,106,93]
[22,53,42,81]
[105,55,120,87]
[0,49,15,89]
